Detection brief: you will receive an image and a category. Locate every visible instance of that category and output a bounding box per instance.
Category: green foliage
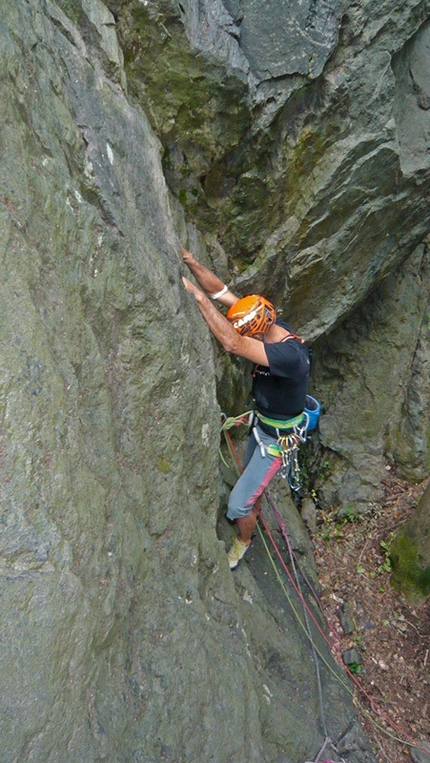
[319,459,330,480]
[352,632,366,652]
[342,506,363,524]
[378,539,392,574]
[317,505,363,543]
[348,661,364,675]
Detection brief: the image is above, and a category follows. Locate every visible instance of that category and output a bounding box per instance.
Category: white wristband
[209,284,228,300]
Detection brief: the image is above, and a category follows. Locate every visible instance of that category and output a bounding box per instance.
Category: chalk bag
[304,395,321,431]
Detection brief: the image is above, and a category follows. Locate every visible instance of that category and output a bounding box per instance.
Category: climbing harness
[243,395,321,491]
[254,410,306,430]
[250,409,308,490]
[221,407,309,491]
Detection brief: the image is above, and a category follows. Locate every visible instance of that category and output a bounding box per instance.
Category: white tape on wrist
[210,284,228,300]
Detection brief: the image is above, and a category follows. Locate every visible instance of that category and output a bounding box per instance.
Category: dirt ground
[311,470,430,763]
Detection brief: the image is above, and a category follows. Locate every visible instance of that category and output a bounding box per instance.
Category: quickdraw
[268,433,302,490]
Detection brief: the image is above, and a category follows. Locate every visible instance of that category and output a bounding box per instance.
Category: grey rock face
[111,0,430,327]
[313,243,430,509]
[410,741,430,763]
[0,2,378,762]
[110,0,430,501]
[219,0,341,80]
[394,20,430,174]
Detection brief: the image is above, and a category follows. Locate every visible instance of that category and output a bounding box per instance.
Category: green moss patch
[389,532,430,600]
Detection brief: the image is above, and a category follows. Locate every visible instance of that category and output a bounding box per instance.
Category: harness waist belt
[255,410,305,431]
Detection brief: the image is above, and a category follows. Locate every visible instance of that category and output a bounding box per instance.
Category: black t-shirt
[252,319,310,420]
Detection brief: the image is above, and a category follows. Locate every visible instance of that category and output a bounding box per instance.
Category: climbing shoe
[227,537,251,570]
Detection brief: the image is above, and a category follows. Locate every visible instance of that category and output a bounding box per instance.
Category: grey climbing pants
[227,423,282,521]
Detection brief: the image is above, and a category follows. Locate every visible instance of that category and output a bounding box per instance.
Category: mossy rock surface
[389,482,430,603]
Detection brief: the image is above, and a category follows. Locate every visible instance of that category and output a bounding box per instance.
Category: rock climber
[182,246,311,570]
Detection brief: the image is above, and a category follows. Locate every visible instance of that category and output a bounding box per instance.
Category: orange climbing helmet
[227,295,276,337]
